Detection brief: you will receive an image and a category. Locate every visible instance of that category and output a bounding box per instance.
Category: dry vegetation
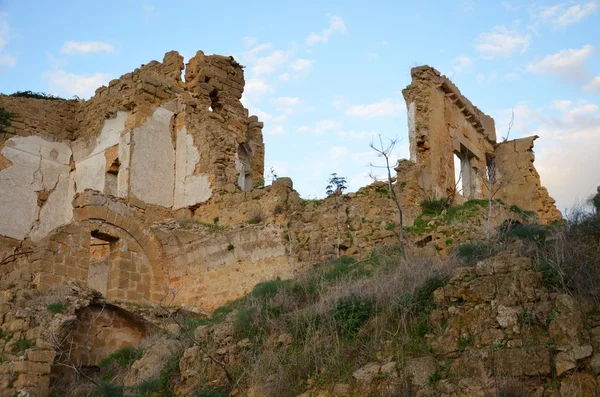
[57,199,600,397]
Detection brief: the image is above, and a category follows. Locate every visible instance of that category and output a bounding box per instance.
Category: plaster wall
[173,127,212,209]
[0,135,73,241]
[130,107,175,207]
[73,111,128,194]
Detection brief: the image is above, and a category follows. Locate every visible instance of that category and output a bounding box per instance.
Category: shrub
[421,198,451,212]
[227,243,235,251]
[247,211,263,224]
[194,387,230,397]
[332,294,377,338]
[0,106,16,134]
[47,302,66,314]
[8,91,66,100]
[455,242,493,266]
[503,223,548,242]
[11,338,34,353]
[134,379,163,396]
[251,277,290,301]
[99,347,142,381]
[404,273,447,314]
[273,204,285,215]
[92,382,124,397]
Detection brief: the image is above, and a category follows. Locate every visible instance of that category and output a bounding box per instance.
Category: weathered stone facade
[402,66,561,223]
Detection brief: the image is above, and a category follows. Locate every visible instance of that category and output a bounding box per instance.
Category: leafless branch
[369,135,408,261]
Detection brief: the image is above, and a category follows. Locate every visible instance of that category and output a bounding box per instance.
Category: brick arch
[71,203,167,302]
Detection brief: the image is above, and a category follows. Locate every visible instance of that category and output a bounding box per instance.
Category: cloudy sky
[0,1,598,212]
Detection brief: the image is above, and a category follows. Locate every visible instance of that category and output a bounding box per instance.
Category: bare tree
[369,135,408,261]
[326,173,348,258]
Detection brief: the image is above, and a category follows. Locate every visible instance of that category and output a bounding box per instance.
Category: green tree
[326,173,348,258]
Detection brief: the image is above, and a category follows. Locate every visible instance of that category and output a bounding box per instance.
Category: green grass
[11,338,34,354]
[47,302,67,314]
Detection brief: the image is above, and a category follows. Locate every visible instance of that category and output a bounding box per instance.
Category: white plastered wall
[130,107,175,207]
[73,111,128,194]
[0,136,73,241]
[173,127,212,209]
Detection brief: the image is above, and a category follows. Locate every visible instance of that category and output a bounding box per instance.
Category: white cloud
[272,96,300,107]
[297,126,310,133]
[244,78,274,97]
[306,15,347,45]
[329,146,349,160]
[61,41,114,55]
[0,13,15,67]
[526,45,593,80]
[291,58,315,72]
[0,53,16,67]
[279,73,290,81]
[553,99,572,111]
[251,50,288,75]
[315,120,342,134]
[535,1,598,28]
[42,70,112,98]
[475,26,531,57]
[495,100,600,211]
[243,37,258,48]
[452,56,473,73]
[584,76,600,92]
[346,99,404,118]
[266,125,285,136]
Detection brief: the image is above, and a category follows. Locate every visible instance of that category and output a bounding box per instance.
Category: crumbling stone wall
[0,50,265,243]
[495,136,562,223]
[402,66,561,222]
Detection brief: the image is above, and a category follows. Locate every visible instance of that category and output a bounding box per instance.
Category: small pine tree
[326,173,348,258]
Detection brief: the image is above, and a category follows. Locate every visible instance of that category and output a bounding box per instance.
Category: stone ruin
[0,50,562,395]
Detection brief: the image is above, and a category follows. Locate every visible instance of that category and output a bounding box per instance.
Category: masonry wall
[495,136,563,223]
[0,50,265,243]
[402,66,561,222]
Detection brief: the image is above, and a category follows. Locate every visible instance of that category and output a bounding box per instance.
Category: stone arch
[71,203,167,302]
[33,197,167,304]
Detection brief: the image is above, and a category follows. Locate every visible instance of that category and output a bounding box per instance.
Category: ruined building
[0,50,563,395]
[0,51,561,309]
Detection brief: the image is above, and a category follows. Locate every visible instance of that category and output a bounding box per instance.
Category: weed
[517,309,535,326]
[455,242,494,266]
[421,198,451,212]
[332,294,377,338]
[11,338,34,354]
[99,347,142,381]
[47,302,67,314]
[247,211,263,224]
[227,243,235,251]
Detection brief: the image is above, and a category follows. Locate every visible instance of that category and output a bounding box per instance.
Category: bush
[0,106,16,134]
[455,242,493,266]
[332,294,377,338]
[421,198,451,212]
[503,223,548,242]
[47,303,66,314]
[8,91,66,100]
[247,211,263,224]
[194,387,230,397]
[404,273,447,314]
[11,338,34,354]
[99,347,142,381]
[92,382,124,397]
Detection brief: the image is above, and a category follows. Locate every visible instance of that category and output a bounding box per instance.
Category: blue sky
[0,0,599,212]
